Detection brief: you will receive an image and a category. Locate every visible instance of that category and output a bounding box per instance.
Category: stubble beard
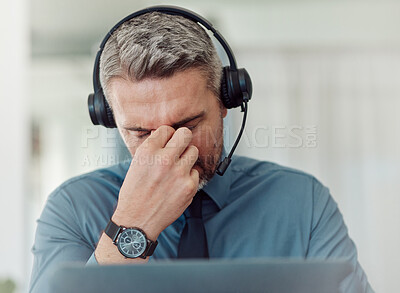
[196,118,224,190]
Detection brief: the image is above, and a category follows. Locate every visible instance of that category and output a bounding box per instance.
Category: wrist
[95,233,149,265]
[111,209,161,242]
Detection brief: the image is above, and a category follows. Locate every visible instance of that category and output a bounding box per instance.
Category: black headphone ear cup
[87,91,117,128]
[88,93,100,125]
[221,66,252,109]
[104,100,117,128]
[221,66,241,109]
[238,68,252,101]
[220,67,236,109]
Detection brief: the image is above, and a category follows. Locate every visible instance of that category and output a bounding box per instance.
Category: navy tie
[177,190,209,258]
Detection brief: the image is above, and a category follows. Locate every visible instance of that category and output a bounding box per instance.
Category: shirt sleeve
[29,187,96,293]
[307,178,374,293]
[86,252,99,265]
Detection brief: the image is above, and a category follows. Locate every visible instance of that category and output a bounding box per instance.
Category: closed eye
[137,125,196,138]
[137,131,150,139]
[185,125,197,131]
[126,116,202,140]
[123,111,205,139]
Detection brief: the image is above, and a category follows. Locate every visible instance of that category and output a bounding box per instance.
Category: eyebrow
[123,111,206,132]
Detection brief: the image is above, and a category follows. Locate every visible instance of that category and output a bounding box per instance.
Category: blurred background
[1,0,399,292]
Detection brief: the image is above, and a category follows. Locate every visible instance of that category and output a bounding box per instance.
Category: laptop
[50,258,352,293]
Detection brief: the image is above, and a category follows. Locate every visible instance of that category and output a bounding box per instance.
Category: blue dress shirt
[29,155,374,293]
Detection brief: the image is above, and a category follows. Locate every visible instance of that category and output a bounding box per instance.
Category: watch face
[117,228,147,258]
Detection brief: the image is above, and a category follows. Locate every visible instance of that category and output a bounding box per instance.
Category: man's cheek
[189,135,203,157]
[122,135,142,154]
[198,125,219,149]
[191,128,206,148]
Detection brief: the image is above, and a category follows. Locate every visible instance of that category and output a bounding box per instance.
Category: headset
[88,5,252,175]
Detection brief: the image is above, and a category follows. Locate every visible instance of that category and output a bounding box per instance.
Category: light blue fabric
[29,155,374,292]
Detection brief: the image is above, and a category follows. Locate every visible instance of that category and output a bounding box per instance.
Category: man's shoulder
[230,155,318,182]
[39,161,131,238]
[48,160,130,204]
[229,155,328,202]
[227,155,331,220]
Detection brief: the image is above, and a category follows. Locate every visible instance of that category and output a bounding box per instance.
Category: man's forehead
[108,69,208,102]
[107,68,214,130]
[115,93,204,126]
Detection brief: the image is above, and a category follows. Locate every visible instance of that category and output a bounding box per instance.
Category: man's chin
[198,179,208,191]
[194,149,223,190]
[193,163,215,191]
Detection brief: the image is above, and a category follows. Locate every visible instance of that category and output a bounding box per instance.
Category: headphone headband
[99,6,237,69]
[92,5,238,95]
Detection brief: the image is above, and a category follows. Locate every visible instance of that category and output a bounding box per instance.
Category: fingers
[141,125,175,151]
[164,127,193,156]
[137,126,197,173]
[190,168,200,186]
[180,145,199,170]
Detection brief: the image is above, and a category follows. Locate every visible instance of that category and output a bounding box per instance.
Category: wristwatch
[104,219,158,259]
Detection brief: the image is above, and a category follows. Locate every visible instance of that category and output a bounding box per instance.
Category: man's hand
[95,125,199,264]
[114,125,199,238]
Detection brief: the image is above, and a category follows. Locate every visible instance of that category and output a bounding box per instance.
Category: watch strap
[144,238,158,257]
[104,219,158,258]
[104,219,122,243]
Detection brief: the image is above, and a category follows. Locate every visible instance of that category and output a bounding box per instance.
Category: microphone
[216,98,249,176]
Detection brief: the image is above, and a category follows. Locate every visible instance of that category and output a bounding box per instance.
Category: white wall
[0,0,29,292]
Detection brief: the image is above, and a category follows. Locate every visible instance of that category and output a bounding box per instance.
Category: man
[29,8,374,293]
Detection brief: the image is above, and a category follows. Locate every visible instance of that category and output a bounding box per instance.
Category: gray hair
[99,12,223,105]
